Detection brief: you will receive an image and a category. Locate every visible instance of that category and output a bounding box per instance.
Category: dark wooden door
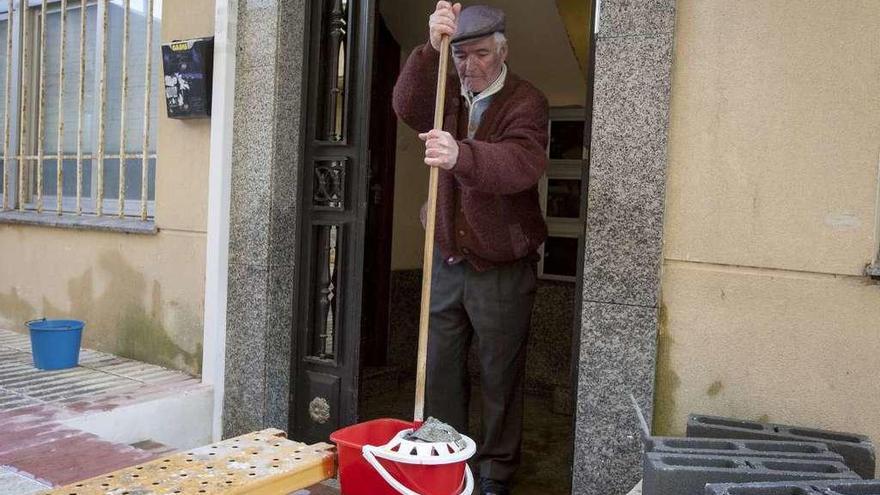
[360,14,400,368]
[291,0,377,443]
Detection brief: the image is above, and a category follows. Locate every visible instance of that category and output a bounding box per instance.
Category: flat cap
[452,5,505,44]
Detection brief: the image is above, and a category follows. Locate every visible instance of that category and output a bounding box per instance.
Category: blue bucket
[26,318,85,370]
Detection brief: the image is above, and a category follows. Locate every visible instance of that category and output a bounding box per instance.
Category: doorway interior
[356,1,594,493]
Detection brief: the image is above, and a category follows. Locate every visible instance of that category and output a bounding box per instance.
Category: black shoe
[479,477,510,495]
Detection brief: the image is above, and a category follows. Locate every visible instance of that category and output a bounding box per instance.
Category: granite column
[222,0,307,437]
[573,1,677,493]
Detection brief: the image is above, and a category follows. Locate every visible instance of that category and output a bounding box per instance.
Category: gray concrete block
[705,481,823,495]
[815,480,880,495]
[643,453,859,495]
[687,415,876,479]
[648,437,845,463]
[706,479,880,495]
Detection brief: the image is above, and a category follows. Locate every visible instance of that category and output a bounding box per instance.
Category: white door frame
[201,0,237,441]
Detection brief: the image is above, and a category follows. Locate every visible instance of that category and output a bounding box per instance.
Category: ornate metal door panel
[292,0,375,443]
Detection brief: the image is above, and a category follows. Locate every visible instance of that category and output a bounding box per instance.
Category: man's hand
[419,129,459,171]
[429,1,462,52]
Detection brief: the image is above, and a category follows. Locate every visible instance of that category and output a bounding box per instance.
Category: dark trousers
[425,248,537,483]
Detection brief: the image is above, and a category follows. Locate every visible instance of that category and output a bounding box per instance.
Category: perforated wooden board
[39,429,336,495]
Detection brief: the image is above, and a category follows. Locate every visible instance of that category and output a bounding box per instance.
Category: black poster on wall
[161,37,214,119]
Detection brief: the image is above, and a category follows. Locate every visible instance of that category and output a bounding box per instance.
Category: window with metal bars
[0,0,160,221]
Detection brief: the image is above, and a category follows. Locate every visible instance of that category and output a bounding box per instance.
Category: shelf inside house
[539,107,587,282]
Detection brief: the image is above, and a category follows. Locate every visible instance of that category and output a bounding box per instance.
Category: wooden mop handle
[414,35,451,423]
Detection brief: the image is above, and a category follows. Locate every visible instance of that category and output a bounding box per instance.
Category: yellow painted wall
[554,0,590,79]
[658,0,880,461]
[391,120,430,270]
[0,0,214,375]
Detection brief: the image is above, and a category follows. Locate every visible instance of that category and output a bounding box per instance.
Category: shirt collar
[461,64,508,107]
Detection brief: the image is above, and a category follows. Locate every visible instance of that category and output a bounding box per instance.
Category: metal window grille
[0,0,160,221]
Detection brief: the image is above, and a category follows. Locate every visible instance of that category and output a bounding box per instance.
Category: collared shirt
[460,64,508,139]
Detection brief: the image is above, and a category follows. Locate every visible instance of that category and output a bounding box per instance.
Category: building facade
[0,1,878,493]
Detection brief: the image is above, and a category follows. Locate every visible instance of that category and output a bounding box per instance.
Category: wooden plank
[38,429,337,495]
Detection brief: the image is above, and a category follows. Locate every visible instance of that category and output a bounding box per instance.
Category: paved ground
[0,329,203,491]
[0,328,586,494]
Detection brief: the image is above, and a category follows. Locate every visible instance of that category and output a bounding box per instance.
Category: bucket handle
[362,444,474,495]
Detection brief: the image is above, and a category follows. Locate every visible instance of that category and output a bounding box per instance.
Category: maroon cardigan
[393,43,550,271]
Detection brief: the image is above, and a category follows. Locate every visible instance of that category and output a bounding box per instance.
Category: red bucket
[330,418,475,495]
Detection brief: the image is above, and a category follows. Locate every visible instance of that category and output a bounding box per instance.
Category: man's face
[452,34,508,93]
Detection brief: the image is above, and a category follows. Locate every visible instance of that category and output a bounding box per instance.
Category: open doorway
[357,1,593,493]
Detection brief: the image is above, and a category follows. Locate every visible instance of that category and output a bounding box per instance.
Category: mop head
[406,417,468,450]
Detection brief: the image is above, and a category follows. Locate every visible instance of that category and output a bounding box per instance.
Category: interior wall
[390,122,430,270]
[659,0,880,461]
[555,0,591,79]
[0,1,214,375]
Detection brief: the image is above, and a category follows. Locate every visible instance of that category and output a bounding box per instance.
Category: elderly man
[392,2,549,494]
